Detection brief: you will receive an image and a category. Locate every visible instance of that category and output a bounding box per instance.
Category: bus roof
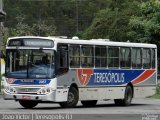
[7,36,157,48]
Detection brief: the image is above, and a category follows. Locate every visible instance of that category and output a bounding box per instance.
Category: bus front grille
[15,87,40,94]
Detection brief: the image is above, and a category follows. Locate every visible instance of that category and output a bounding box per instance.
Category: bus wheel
[19,100,38,109]
[59,87,79,108]
[81,100,97,107]
[114,85,133,106]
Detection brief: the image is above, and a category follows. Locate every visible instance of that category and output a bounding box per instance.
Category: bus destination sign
[8,38,54,48]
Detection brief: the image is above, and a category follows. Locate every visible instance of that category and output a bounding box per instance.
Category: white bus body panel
[134,86,156,98]
[79,87,125,100]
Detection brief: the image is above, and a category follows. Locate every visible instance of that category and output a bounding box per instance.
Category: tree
[3,0,143,40]
[32,20,56,36]
[128,0,160,44]
[127,0,160,71]
[82,0,140,41]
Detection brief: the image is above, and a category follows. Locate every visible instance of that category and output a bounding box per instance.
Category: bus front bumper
[3,89,68,102]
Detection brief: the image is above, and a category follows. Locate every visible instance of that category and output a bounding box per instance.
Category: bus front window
[6,49,55,79]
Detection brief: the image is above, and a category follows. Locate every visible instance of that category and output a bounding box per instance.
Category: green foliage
[82,0,140,41]
[3,0,158,44]
[83,8,115,39]
[128,0,160,72]
[151,84,160,99]
[128,0,160,44]
[3,0,114,39]
[32,20,56,36]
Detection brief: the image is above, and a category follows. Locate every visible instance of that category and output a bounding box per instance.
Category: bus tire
[114,85,133,106]
[81,100,97,107]
[59,87,79,108]
[19,100,38,109]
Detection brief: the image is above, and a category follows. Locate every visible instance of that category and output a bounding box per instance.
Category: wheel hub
[68,92,74,103]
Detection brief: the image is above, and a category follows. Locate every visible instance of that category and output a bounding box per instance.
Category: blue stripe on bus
[78,69,155,86]
[87,69,144,85]
[12,79,51,85]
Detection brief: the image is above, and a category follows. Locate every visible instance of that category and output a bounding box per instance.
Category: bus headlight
[6,78,16,84]
[37,87,54,95]
[4,86,17,94]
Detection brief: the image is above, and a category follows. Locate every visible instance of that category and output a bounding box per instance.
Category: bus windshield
[6,49,55,79]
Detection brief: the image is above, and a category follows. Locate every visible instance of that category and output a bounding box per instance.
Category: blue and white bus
[3,36,157,108]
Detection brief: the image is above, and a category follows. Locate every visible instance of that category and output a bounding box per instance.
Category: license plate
[22,95,31,100]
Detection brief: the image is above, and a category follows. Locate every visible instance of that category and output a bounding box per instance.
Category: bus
[3,36,157,108]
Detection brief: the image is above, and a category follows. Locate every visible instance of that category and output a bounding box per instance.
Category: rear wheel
[114,85,133,106]
[81,100,97,107]
[19,100,38,109]
[59,87,79,108]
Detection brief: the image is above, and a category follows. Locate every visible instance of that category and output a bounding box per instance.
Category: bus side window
[81,46,94,68]
[69,45,80,68]
[120,47,131,68]
[142,48,151,69]
[57,44,69,75]
[108,47,119,68]
[132,48,142,69]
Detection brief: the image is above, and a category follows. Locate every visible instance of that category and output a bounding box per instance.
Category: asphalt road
[0,98,160,120]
